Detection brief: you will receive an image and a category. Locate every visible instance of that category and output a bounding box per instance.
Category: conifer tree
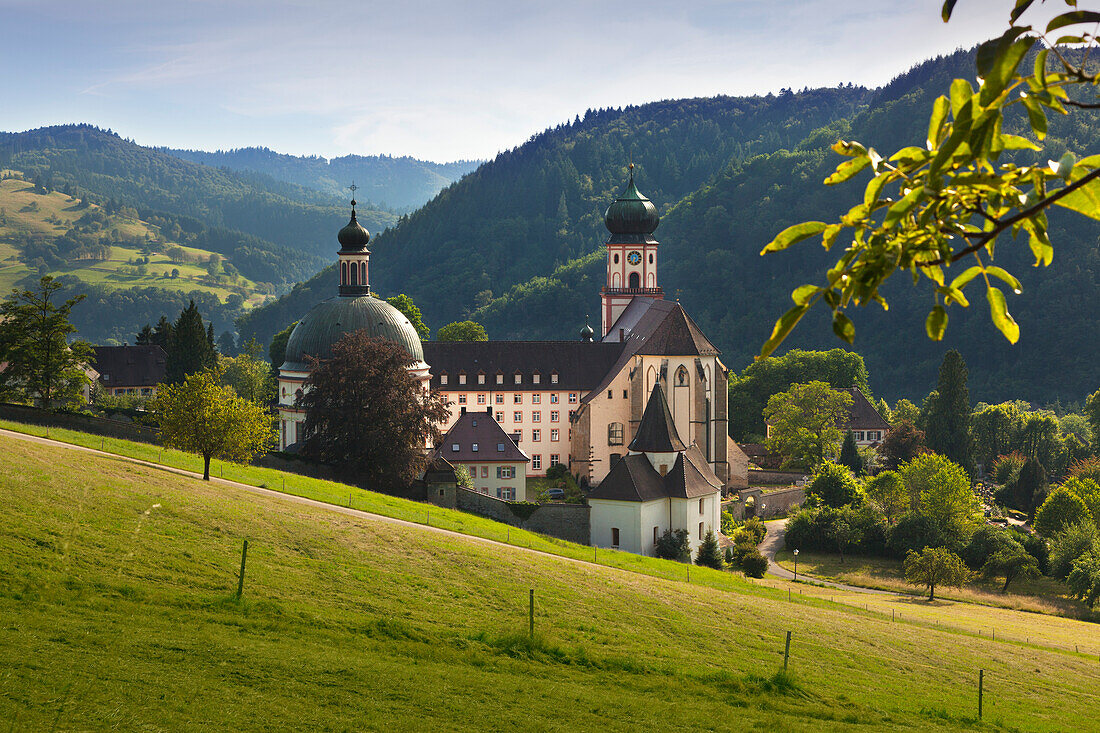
[165,300,216,384]
[839,429,863,475]
[151,316,171,349]
[695,529,724,569]
[924,350,974,477]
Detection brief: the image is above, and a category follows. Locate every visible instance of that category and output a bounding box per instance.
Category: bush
[695,530,725,569]
[807,461,863,508]
[784,504,886,557]
[729,540,759,568]
[1050,521,1099,579]
[721,510,736,536]
[1034,486,1091,538]
[545,463,569,482]
[962,525,1022,571]
[741,517,766,545]
[1015,528,1050,575]
[655,528,691,562]
[741,550,769,578]
[992,452,1027,485]
[886,512,948,558]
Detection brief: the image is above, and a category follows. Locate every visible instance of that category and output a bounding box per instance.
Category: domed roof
[281,295,424,370]
[338,202,371,251]
[604,167,659,236]
[580,315,594,342]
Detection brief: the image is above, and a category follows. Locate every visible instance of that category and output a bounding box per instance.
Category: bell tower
[600,163,662,336]
[337,185,371,297]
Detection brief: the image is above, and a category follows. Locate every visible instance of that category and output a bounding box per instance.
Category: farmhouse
[437,407,530,501]
[90,344,166,397]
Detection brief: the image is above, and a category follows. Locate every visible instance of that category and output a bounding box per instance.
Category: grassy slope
[2,435,1099,731]
[0,177,264,305]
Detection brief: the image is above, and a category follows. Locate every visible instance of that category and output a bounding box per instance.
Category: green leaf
[832,312,855,344]
[1022,95,1047,140]
[883,186,924,228]
[1047,11,1100,33]
[949,265,983,291]
[822,224,842,251]
[863,173,889,208]
[980,36,1034,106]
[1010,0,1038,24]
[926,305,948,341]
[985,266,1022,293]
[987,286,1020,344]
[1027,225,1054,266]
[760,304,810,358]
[889,146,931,165]
[824,156,871,185]
[927,96,950,149]
[831,140,867,158]
[999,134,1040,151]
[761,221,828,254]
[1053,171,1100,222]
[1033,47,1049,88]
[950,78,973,119]
[938,286,969,307]
[791,284,823,306]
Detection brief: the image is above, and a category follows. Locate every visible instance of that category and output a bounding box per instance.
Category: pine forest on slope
[162,147,481,212]
[239,47,1100,406]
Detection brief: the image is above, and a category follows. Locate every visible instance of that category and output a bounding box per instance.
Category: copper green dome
[281,295,423,371]
[604,167,659,237]
[337,201,371,251]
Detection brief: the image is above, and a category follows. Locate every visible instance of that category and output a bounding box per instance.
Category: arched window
[647,272,655,287]
[676,365,688,386]
[612,272,621,287]
[649,253,653,264]
[341,261,347,285]
[629,272,640,289]
[360,262,367,285]
[350,263,359,285]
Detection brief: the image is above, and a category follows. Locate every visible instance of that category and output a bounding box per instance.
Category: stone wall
[456,488,590,545]
[0,403,158,443]
[727,486,806,520]
[748,469,809,486]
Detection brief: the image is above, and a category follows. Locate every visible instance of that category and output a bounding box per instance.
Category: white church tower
[600,163,663,336]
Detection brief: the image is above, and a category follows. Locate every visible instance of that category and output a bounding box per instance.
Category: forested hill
[236,86,872,345]
[161,147,481,212]
[0,125,396,267]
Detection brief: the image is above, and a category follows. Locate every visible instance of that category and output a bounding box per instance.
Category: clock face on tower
[626,251,642,265]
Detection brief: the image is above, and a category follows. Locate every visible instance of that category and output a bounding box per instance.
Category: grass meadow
[2,433,1100,730]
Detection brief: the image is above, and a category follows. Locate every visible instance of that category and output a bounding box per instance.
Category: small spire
[628,154,634,183]
[348,182,359,219]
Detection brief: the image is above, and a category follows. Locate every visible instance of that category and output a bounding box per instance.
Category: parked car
[545,488,565,500]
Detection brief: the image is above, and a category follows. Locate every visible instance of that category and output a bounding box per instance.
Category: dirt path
[759,519,896,596]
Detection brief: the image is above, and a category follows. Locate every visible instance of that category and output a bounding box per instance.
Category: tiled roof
[629,381,686,452]
[588,447,722,502]
[664,446,723,499]
[91,345,167,388]
[845,388,890,430]
[424,341,625,392]
[437,408,530,463]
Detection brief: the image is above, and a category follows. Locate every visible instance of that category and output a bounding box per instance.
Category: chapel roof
[586,446,721,502]
[629,381,686,453]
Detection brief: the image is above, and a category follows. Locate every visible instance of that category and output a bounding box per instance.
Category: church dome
[337,203,371,251]
[281,295,423,369]
[604,167,659,235]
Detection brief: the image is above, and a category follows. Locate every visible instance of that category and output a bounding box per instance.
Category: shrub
[1015,528,1050,575]
[695,530,725,569]
[545,463,569,482]
[730,539,759,568]
[720,510,736,536]
[1034,486,1091,538]
[655,528,691,562]
[887,512,947,558]
[724,546,735,566]
[741,517,766,545]
[992,452,1027,485]
[783,504,885,557]
[962,525,1022,571]
[1050,521,1099,580]
[807,461,863,508]
[1066,550,1100,608]
[741,550,769,578]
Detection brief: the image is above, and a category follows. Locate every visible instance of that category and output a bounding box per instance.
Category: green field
[2,432,1099,730]
[0,176,267,305]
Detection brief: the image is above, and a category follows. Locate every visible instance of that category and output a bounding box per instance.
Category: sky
[0,0,1037,162]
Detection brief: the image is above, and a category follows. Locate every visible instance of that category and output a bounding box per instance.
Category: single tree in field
[165,300,216,383]
[695,529,725,569]
[865,470,907,524]
[154,366,274,480]
[982,544,1040,593]
[839,429,863,475]
[298,331,450,490]
[923,350,974,476]
[879,420,926,471]
[1033,486,1091,539]
[0,276,93,407]
[436,320,488,342]
[757,3,1100,356]
[763,381,853,469]
[903,547,971,601]
[220,338,275,406]
[386,294,430,340]
[1066,550,1100,609]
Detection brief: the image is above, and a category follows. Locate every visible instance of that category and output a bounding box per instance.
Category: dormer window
[478,373,485,385]
[472,443,479,452]
[497,443,505,452]
[459,373,467,385]
[533,373,540,384]
[440,373,448,385]
[451,444,460,452]
[514,372,522,385]
[551,372,558,384]
[496,373,503,385]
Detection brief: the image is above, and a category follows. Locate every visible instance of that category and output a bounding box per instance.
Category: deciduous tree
[763,381,852,469]
[903,547,971,600]
[807,461,862,508]
[436,320,488,342]
[1034,485,1091,538]
[982,544,1040,592]
[298,331,450,490]
[899,453,980,542]
[879,420,927,471]
[865,470,908,524]
[154,366,274,480]
[387,294,430,340]
[220,338,275,406]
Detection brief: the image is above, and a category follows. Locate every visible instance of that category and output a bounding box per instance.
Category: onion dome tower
[275,191,430,451]
[580,315,595,342]
[600,162,662,336]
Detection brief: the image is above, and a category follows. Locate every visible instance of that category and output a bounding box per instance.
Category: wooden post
[282,476,285,491]
[236,539,249,600]
[783,631,791,671]
[529,589,535,637]
[978,669,984,720]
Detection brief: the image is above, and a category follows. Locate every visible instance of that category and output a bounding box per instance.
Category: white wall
[589,499,642,552]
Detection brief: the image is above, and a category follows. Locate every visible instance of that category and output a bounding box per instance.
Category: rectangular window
[608,422,623,445]
[623,390,628,399]
[532,411,541,423]
[497,442,505,452]
[440,374,448,385]
[611,527,620,547]
[699,522,704,540]
[568,393,577,404]
[854,430,865,441]
[514,394,522,404]
[532,394,541,404]
[458,394,467,404]
[477,394,486,405]
[551,429,559,442]
[550,454,560,466]
[568,410,575,421]
[532,455,542,470]
[481,466,488,478]
[550,394,559,404]
[478,374,485,385]
[497,487,515,500]
[514,374,522,385]
[513,411,522,422]
[533,374,540,384]
[608,390,613,399]
[550,411,559,422]
[610,452,621,466]
[699,498,705,513]
[495,412,503,422]
[459,374,467,385]
[496,374,503,385]
[495,394,504,404]
[532,429,541,441]
[654,526,659,546]
[472,443,479,452]
[451,443,459,452]
[497,466,515,479]
[551,373,558,384]
[513,430,522,442]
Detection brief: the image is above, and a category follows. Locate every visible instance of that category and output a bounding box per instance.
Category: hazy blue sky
[2,1,1031,161]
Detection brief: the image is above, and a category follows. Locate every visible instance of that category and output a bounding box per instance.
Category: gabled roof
[586,454,667,502]
[634,304,720,357]
[91,345,167,388]
[664,446,723,499]
[629,381,686,453]
[845,387,890,431]
[424,341,624,391]
[437,408,529,463]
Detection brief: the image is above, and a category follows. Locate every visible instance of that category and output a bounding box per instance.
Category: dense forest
[241,47,1100,405]
[162,147,480,212]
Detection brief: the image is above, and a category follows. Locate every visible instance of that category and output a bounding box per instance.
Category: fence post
[236,539,249,600]
[783,631,792,671]
[978,669,983,720]
[529,589,535,637]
